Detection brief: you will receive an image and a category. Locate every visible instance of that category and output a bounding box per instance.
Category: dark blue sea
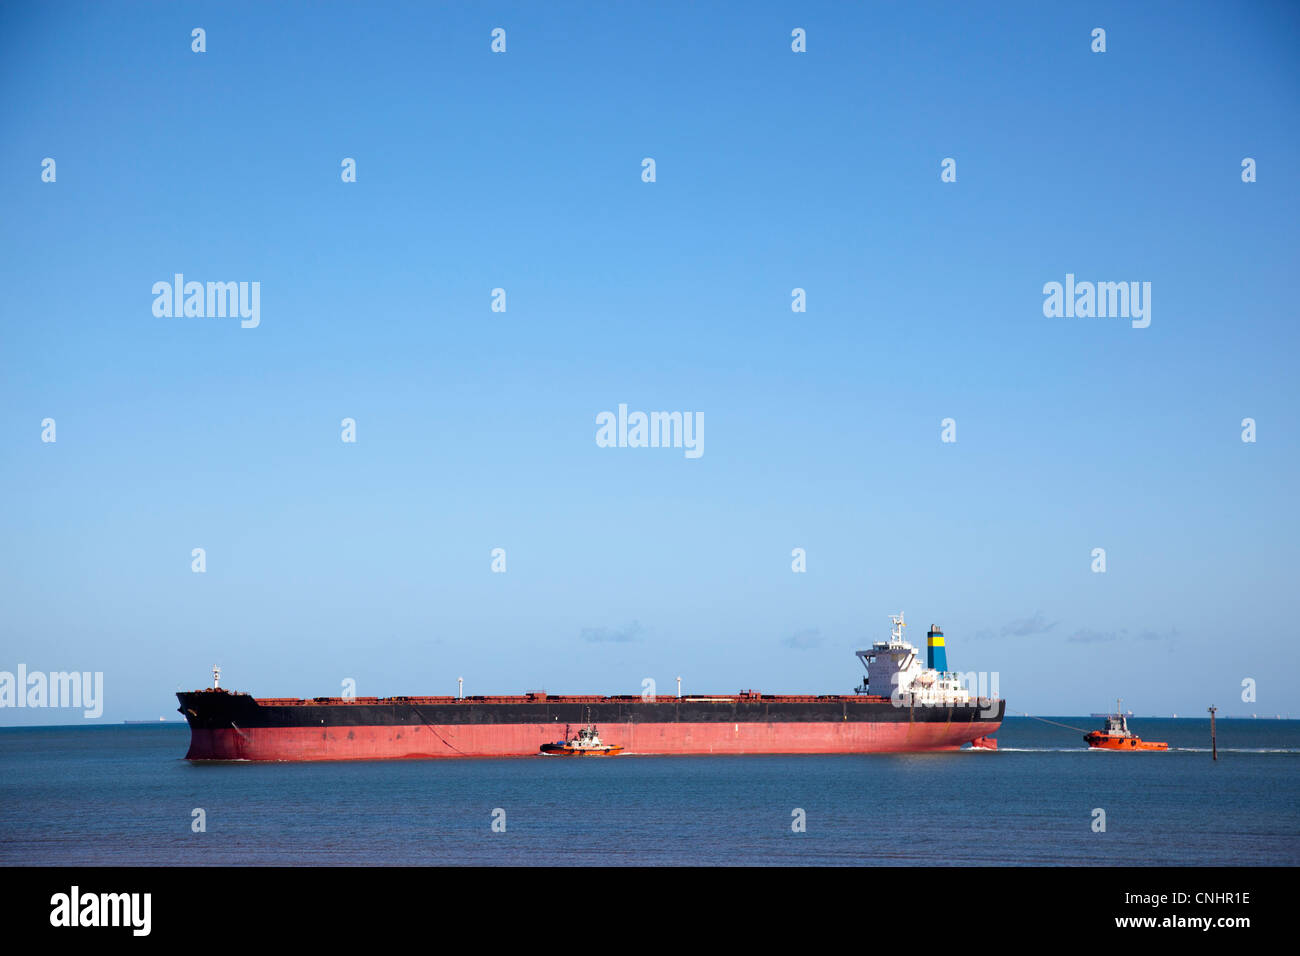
[2,718,1297,866]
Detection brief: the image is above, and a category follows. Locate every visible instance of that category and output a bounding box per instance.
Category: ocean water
[1,718,1297,866]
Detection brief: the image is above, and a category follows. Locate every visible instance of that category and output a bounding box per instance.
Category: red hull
[186,719,1002,761]
[1084,733,1167,751]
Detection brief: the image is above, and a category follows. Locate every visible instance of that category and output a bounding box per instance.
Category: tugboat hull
[1084,732,1168,751]
[540,744,623,756]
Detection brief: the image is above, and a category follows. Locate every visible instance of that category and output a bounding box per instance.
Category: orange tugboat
[1084,700,1167,751]
[540,714,624,757]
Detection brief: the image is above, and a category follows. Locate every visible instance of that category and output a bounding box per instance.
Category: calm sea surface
[2,718,1297,866]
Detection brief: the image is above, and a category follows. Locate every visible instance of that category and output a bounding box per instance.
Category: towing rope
[410,703,467,755]
[1021,713,1090,734]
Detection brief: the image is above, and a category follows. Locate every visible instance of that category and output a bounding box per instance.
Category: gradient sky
[2,1,1298,722]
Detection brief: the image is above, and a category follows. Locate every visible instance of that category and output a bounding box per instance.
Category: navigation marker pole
[1208,705,1217,760]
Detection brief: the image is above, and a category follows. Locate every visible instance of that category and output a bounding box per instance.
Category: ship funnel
[927,626,947,672]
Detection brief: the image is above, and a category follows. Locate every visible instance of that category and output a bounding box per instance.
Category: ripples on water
[1,718,1297,865]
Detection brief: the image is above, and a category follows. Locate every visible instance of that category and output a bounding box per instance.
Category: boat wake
[1170,747,1300,754]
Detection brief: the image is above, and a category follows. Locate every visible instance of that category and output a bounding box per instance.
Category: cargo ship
[177,614,1004,761]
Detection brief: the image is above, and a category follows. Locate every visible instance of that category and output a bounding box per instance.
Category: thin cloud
[581,621,643,644]
[973,612,1058,639]
[1068,628,1121,644]
[782,628,822,650]
[1069,626,1178,644]
[1000,612,1058,637]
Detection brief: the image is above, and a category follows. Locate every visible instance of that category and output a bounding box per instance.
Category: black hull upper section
[177,690,1006,730]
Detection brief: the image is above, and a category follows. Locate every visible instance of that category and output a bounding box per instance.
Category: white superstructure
[854,613,973,705]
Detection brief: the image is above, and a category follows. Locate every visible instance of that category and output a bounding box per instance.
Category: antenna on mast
[212,665,221,690]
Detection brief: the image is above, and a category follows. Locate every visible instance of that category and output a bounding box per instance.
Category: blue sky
[2,1,1298,721]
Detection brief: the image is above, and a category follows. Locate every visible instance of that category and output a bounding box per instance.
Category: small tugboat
[1084,700,1167,751]
[540,713,623,756]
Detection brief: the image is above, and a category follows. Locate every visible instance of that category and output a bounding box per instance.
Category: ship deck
[248,692,900,707]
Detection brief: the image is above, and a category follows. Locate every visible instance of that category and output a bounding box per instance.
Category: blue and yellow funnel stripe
[927,626,947,672]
